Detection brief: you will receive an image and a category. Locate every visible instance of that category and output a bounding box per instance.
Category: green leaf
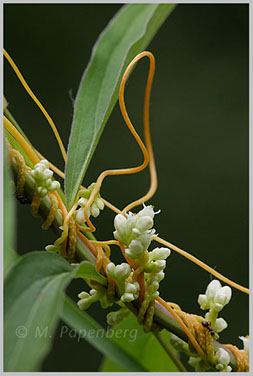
[65,3,176,209]
[4,251,75,371]
[100,313,179,372]
[74,260,108,286]
[4,140,18,277]
[60,296,147,372]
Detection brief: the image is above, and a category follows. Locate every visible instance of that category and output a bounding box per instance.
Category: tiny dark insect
[201,320,216,336]
[16,195,30,205]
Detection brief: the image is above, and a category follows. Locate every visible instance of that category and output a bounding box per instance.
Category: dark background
[4,4,249,372]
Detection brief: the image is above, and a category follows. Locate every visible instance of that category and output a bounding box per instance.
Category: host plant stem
[8,155,238,371]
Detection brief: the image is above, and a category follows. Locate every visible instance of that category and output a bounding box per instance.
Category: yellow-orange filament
[3,49,67,162]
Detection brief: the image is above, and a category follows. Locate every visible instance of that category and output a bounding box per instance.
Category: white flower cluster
[170,280,234,373]
[198,280,232,333]
[77,287,113,310]
[31,160,60,196]
[106,262,140,303]
[113,205,158,259]
[110,206,171,303]
[75,183,104,225]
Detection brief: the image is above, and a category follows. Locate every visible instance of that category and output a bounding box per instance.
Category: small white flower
[212,317,228,333]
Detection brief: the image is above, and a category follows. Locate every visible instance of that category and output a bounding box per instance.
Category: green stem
[154,332,187,372]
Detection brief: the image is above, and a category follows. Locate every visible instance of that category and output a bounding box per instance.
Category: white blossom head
[198,280,232,312]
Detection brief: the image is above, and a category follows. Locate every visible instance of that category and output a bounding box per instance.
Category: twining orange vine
[3,48,249,363]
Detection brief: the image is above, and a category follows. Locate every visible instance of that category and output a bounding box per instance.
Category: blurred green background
[4,3,248,372]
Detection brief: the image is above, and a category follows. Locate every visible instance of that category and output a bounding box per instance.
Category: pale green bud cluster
[198,280,231,333]
[113,205,158,259]
[106,262,140,303]
[77,287,112,310]
[144,247,170,299]
[215,348,232,372]
[31,160,60,196]
[188,356,210,372]
[75,183,104,225]
[170,334,190,354]
[107,308,129,326]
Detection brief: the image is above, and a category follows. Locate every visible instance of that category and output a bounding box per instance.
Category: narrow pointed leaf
[4,140,18,277]
[100,313,179,372]
[60,296,147,372]
[4,252,75,371]
[65,3,176,209]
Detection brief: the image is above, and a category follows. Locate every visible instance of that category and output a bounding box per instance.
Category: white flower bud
[91,203,100,218]
[106,262,116,277]
[239,336,249,356]
[31,169,43,180]
[125,283,137,294]
[95,197,104,210]
[43,169,53,180]
[128,239,144,256]
[198,294,208,310]
[213,318,228,333]
[78,197,88,207]
[145,259,166,273]
[77,299,92,310]
[149,247,171,261]
[136,216,153,232]
[37,187,48,196]
[50,181,60,191]
[114,263,131,280]
[216,348,230,368]
[78,291,90,299]
[138,205,156,219]
[215,286,232,307]
[153,271,165,282]
[114,214,129,242]
[206,280,222,300]
[40,160,49,168]
[76,208,85,224]
[121,293,135,302]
